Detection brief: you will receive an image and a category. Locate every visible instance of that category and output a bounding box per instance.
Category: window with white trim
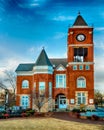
[73,65,77,70]
[22,80,29,88]
[56,74,66,88]
[77,93,86,105]
[21,95,29,109]
[85,65,90,70]
[77,77,86,88]
[39,82,45,95]
[79,65,83,70]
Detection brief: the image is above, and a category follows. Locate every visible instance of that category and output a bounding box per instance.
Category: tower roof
[73,13,88,26]
[35,48,52,66]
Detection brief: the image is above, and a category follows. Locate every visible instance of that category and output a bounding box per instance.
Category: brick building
[16,13,94,111]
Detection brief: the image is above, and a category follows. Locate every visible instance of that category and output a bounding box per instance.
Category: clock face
[76,34,86,42]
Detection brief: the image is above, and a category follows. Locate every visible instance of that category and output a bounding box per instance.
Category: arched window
[77,77,86,88]
[22,80,29,88]
[21,95,29,109]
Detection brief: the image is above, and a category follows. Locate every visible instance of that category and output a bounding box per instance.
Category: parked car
[0,106,5,112]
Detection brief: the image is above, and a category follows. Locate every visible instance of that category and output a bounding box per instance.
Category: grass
[0,118,104,130]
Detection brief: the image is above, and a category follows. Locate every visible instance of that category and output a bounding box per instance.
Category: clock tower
[67,13,94,109]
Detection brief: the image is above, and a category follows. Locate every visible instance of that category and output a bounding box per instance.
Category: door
[59,95,67,109]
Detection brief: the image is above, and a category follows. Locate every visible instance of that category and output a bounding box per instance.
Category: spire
[73,12,88,26]
[35,48,52,66]
[78,11,80,15]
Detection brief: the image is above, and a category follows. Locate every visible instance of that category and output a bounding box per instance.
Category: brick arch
[54,92,67,99]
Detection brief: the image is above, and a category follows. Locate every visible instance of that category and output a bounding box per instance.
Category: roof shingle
[35,48,52,66]
[15,63,35,71]
[73,14,88,26]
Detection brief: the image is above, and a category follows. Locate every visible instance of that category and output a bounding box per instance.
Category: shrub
[91,115,99,120]
[72,108,80,113]
[4,113,9,119]
[28,110,35,115]
[21,112,27,117]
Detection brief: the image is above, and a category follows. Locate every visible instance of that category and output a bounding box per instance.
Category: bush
[72,108,80,113]
[91,115,99,120]
[26,110,35,116]
[4,113,9,119]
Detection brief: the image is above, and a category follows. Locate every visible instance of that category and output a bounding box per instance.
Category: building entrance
[55,94,67,109]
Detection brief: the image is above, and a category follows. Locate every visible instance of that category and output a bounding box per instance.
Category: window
[77,93,86,105]
[79,65,83,70]
[77,77,86,88]
[56,74,66,88]
[21,95,29,109]
[85,65,90,70]
[73,65,77,70]
[74,48,88,62]
[22,80,29,88]
[39,82,45,95]
[49,82,52,97]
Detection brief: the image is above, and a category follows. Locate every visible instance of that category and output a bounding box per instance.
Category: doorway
[55,94,67,109]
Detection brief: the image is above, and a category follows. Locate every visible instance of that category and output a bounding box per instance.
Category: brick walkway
[52,112,104,125]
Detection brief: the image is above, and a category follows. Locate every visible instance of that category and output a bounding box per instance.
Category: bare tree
[32,89,52,112]
[0,70,16,107]
[94,89,104,107]
[4,70,16,95]
[0,82,9,109]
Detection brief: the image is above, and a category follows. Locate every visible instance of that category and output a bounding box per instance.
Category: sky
[0,0,104,92]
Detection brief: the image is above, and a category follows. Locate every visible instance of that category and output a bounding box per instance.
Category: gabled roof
[56,64,66,71]
[50,58,67,69]
[15,63,35,72]
[73,13,88,26]
[35,48,52,66]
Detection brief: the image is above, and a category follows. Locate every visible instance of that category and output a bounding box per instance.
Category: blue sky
[0,0,104,91]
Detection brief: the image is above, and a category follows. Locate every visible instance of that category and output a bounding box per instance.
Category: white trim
[68,62,94,65]
[33,66,53,74]
[17,94,30,97]
[16,66,53,75]
[16,71,33,76]
[56,74,66,88]
[56,64,66,71]
[68,44,93,47]
[72,26,92,28]
[34,71,53,74]
[20,95,30,108]
[77,76,86,88]
[75,91,88,105]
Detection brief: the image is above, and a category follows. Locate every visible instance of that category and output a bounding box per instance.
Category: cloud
[95,27,104,31]
[94,41,104,52]
[18,3,39,8]
[18,0,48,8]
[94,56,104,91]
[52,15,74,21]
[53,32,66,39]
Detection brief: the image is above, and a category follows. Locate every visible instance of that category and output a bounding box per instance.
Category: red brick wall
[67,27,94,105]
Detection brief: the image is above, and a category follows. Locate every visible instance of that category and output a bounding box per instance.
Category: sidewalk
[52,112,104,125]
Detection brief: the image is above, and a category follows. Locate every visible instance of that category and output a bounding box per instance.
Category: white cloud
[18,0,47,8]
[95,27,104,31]
[53,32,67,39]
[94,56,104,91]
[94,41,104,51]
[52,15,74,21]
